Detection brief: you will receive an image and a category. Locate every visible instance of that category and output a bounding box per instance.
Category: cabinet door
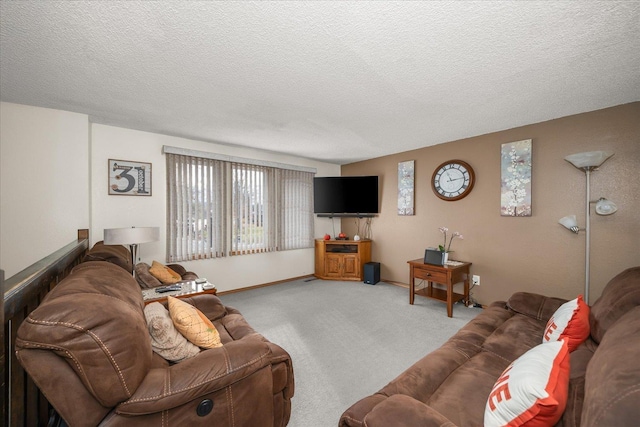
[342,254,360,278]
[325,254,342,277]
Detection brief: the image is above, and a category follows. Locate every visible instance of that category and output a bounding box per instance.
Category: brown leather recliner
[134,262,199,289]
[15,261,294,426]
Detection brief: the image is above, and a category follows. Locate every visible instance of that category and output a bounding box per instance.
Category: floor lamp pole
[584,168,591,305]
[129,243,139,277]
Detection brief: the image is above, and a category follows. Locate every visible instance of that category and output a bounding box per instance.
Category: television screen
[313,176,379,216]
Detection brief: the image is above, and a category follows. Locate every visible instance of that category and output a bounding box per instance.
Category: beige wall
[0,102,90,278]
[341,103,640,305]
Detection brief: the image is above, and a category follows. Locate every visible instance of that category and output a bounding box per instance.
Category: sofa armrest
[135,262,163,288]
[362,395,457,427]
[507,292,567,321]
[178,294,228,321]
[116,339,273,415]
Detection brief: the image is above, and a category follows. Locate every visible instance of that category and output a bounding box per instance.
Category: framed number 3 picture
[108,159,152,196]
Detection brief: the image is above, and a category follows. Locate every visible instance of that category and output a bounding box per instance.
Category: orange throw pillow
[149,260,182,284]
[167,296,222,349]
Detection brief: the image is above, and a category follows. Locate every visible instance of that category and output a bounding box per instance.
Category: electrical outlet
[472,275,480,286]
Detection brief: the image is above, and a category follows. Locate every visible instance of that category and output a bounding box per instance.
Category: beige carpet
[219,278,482,427]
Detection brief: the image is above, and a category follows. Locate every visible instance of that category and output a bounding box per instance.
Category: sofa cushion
[149,260,182,284]
[484,340,570,427]
[581,306,640,426]
[543,295,590,352]
[144,302,200,362]
[167,296,223,348]
[589,266,640,344]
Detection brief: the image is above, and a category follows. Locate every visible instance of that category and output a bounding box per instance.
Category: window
[231,162,276,254]
[166,149,314,262]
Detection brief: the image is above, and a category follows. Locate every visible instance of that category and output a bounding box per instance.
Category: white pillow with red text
[542,295,590,352]
[484,340,570,427]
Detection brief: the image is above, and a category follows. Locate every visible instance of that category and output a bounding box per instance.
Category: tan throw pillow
[167,296,223,349]
[149,260,182,284]
[144,302,201,362]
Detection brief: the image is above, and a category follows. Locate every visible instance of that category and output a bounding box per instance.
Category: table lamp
[103,226,160,271]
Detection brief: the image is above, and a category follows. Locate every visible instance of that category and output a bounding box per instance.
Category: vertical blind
[166,151,314,262]
[166,154,226,262]
[279,169,314,250]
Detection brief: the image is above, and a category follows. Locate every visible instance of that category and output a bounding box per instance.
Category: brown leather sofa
[340,266,640,427]
[15,255,294,426]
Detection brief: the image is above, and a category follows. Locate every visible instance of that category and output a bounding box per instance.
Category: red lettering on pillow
[544,320,558,341]
[488,366,513,411]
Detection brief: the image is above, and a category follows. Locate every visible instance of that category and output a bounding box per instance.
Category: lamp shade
[559,215,580,233]
[564,151,613,169]
[104,227,159,245]
[595,198,618,216]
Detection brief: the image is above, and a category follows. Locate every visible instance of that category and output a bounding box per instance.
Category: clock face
[431,160,475,201]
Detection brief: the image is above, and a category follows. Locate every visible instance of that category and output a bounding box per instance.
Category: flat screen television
[313,176,379,217]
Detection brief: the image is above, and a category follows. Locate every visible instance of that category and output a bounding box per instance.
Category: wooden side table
[407,259,472,317]
[142,280,217,305]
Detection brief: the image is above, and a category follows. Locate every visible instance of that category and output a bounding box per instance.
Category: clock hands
[444,171,464,183]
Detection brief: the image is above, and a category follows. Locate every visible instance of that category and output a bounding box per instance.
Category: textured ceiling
[1,1,639,165]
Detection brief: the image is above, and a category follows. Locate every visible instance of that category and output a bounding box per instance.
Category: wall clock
[431,160,475,201]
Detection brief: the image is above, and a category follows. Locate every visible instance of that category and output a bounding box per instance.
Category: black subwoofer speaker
[364,262,380,285]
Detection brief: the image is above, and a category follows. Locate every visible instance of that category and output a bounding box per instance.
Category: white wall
[91,124,340,292]
[0,102,90,278]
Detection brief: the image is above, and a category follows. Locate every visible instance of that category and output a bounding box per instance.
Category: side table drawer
[414,269,447,283]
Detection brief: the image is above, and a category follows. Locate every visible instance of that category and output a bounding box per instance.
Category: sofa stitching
[454,341,516,364]
[223,343,235,425]
[24,317,132,396]
[480,347,514,364]
[229,384,235,426]
[17,342,83,374]
[451,347,472,360]
[592,384,640,424]
[18,343,104,400]
[119,350,269,404]
[223,345,232,373]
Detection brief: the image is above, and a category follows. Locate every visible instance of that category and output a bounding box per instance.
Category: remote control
[156,285,181,293]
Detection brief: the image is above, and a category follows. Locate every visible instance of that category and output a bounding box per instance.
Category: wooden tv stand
[314,239,371,281]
